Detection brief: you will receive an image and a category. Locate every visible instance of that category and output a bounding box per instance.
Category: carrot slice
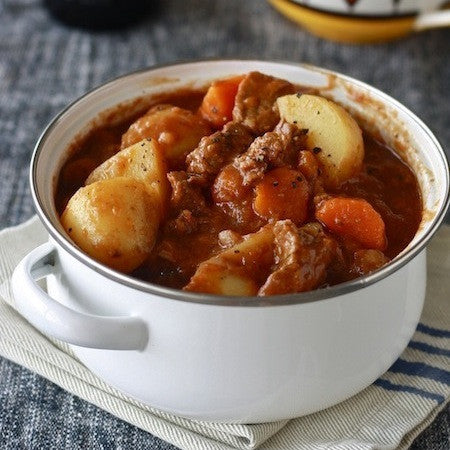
[316,197,386,250]
[253,167,310,224]
[298,150,320,180]
[199,75,244,128]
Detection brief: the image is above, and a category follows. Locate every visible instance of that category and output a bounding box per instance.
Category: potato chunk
[277,94,364,188]
[86,138,168,217]
[184,226,274,296]
[61,177,159,273]
[121,105,210,168]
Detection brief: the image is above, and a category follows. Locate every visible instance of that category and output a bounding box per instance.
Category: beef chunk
[258,221,337,296]
[167,171,206,214]
[232,71,296,135]
[165,209,199,235]
[233,121,306,185]
[186,122,253,186]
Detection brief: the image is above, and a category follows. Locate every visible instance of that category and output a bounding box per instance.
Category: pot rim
[31,58,450,307]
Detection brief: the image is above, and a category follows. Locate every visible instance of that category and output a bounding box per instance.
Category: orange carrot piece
[316,197,386,250]
[199,75,244,128]
[253,167,310,224]
[298,150,320,180]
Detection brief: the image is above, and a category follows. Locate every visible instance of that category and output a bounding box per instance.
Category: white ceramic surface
[288,0,446,16]
[287,0,450,32]
[12,60,450,423]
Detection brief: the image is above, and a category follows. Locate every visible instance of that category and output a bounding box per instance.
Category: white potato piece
[277,94,364,187]
[61,177,159,273]
[184,226,274,296]
[121,105,211,168]
[86,138,169,217]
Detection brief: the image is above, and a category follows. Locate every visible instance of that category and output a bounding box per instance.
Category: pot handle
[11,242,148,351]
[413,10,450,32]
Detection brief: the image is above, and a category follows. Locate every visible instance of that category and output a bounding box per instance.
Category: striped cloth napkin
[0,216,448,450]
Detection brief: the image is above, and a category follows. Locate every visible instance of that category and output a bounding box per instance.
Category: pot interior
[32,60,449,300]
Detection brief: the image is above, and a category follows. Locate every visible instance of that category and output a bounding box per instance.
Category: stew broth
[56,73,422,295]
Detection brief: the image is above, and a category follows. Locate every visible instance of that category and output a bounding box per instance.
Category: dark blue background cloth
[0,0,449,448]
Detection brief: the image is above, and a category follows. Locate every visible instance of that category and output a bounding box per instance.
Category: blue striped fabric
[408,341,450,358]
[375,322,450,406]
[416,323,450,339]
[388,360,450,386]
[374,379,445,404]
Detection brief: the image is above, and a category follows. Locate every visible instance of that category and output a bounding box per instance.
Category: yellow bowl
[269,0,416,43]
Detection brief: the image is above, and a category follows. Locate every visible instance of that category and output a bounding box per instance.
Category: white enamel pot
[12,60,449,423]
